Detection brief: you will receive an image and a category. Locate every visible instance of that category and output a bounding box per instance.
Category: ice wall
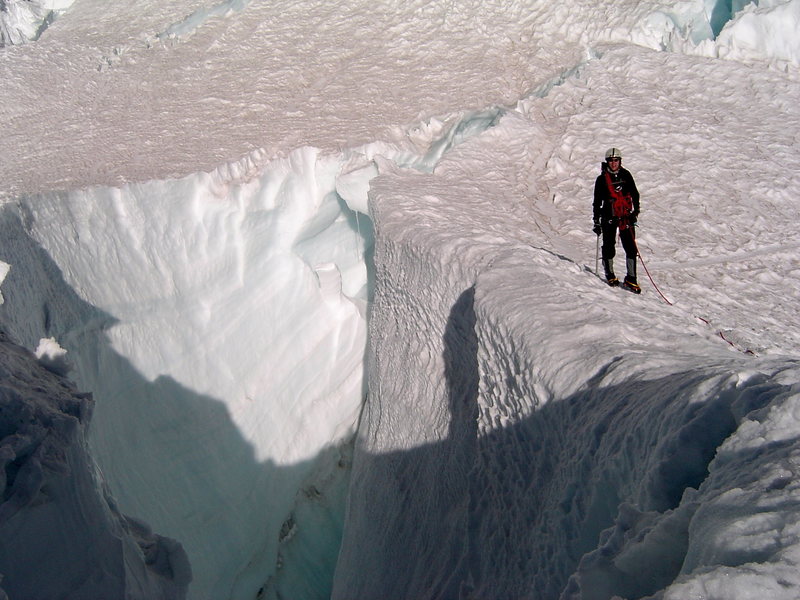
[713,0,800,67]
[0,146,371,599]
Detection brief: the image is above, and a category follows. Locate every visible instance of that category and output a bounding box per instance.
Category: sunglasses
[607,157,621,161]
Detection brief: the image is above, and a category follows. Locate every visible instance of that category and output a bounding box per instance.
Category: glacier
[0,109,500,599]
[2,0,800,599]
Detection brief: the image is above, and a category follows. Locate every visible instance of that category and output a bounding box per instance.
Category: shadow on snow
[0,208,349,600]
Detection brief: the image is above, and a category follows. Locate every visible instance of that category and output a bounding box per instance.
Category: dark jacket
[593,164,640,224]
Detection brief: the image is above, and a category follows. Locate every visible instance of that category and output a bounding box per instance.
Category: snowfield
[2,1,800,599]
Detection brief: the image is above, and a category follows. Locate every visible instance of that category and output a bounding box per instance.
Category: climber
[592,147,641,293]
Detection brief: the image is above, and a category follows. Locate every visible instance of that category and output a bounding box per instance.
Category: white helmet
[605,147,622,160]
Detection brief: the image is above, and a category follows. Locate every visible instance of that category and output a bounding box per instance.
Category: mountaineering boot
[622,278,641,293]
[623,257,641,294]
[602,258,619,286]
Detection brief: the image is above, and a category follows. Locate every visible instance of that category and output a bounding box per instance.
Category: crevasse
[0,108,500,600]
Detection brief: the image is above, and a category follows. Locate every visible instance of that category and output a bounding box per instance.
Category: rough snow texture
[5,0,792,200]
[335,97,800,598]
[1,1,800,599]
[0,330,190,599]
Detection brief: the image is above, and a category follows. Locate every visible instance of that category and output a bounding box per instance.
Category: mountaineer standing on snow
[593,147,641,293]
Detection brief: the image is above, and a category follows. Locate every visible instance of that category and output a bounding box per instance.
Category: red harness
[604,170,633,231]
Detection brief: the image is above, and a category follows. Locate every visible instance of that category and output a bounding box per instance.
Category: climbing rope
[634,239,673,306]
[633,237,756,354]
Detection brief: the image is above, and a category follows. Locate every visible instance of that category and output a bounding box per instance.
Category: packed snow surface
[1,1,800,599]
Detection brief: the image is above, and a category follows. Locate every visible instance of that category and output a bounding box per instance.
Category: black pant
[601,221,636,260]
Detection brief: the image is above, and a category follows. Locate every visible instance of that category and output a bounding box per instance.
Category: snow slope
[335,46,800,596]
[1,0,800,599]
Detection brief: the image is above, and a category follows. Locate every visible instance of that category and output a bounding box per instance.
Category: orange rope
[634,239,673,305]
